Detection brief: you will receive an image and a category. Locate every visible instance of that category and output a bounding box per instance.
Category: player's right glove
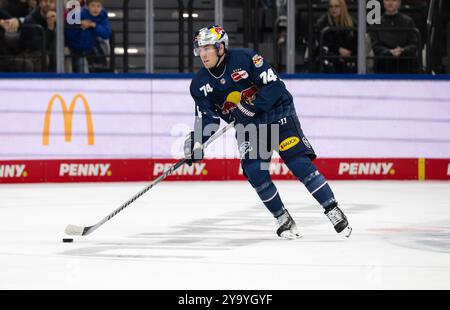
[184,131,204,166]
[230,100,259,125]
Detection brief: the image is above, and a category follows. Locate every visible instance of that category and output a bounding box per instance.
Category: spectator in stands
[1,8,15,60]
[1,0,31,18]
[20,0,56,71]
[0,8,19,33]
[275,0,287,46]
[260,0,288,46]
[0,8,32,71]
[66,0,111,73]
[314,0,357,73]
[26,0,36,13]
[370,0,420,73]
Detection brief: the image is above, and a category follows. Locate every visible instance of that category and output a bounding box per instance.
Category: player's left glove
[230,100,260,125]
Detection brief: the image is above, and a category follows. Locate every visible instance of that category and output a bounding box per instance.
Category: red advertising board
[425,159,450,180]
[0,158,448,184]
[0,160,45,183]
[312,158,419,180]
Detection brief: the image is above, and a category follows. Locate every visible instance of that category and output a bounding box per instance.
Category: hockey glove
[184,131,204,166]
[230,100,259,125]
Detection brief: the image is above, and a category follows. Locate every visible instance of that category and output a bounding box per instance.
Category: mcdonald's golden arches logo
[43,93,94,146]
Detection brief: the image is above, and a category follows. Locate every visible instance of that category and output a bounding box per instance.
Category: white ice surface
[0,181,449,289]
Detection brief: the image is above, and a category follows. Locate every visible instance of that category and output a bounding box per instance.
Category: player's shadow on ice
[59,202,381,260]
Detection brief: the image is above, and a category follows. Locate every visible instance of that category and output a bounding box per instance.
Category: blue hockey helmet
[193,25,229,56]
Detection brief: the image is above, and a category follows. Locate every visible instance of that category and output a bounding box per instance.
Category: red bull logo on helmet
[209,26,225,40]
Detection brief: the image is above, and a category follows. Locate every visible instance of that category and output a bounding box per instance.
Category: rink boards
[0,76,449,183]
[0,158,448,183]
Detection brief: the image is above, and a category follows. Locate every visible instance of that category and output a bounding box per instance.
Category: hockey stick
[65,121,235,236]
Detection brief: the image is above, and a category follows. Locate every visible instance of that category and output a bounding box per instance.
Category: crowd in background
[0,0,111,73]
[312,0,425,73]
[0,0,448,74]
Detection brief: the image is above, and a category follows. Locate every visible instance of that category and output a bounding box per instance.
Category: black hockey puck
[62,238,73,243]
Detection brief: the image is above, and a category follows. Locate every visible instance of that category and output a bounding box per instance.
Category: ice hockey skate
[325,205,352,237]
[276,210,302,239]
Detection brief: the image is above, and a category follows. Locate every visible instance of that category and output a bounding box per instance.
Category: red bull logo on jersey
[153,163,208,176]
[59,163,112,177]
[222,91,240,113]
[241,85,257,104]
[0,164,27,178]
[221,86,258,114]
[338,162,395,175]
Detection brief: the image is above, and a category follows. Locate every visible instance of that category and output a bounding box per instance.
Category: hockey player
[184,25,352,239]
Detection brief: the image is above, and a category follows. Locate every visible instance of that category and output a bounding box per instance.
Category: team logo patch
[279,136,300,152]
[252,54,264,68]
[221,91,241,114]
[220,78,226,84]
[302,137,312,149]
[221,86,258,114]
[241,85,257,104]
[231,70,249,82]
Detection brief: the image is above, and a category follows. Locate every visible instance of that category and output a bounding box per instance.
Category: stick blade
[65,224,85,236]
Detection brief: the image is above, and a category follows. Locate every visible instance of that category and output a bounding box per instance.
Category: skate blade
[341,225,352,238]
[279,230,303,240]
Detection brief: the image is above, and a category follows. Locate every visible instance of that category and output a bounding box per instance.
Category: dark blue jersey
[190,48,297,142]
